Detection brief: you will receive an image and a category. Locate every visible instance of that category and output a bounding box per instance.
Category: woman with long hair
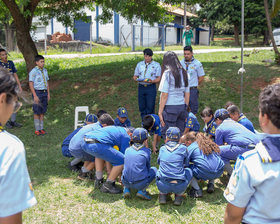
[158,51,189,138]
[0,67,37,223]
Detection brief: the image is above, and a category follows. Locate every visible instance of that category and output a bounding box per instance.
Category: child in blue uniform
[142,114,161,153]
[0,48,23,128]
[181,132,224,198]
[201,107,217,140]
[224,83,280,224]
[227,104,255,133]
[62,113,97,171]
[214,109,260,176]
[122,128,157,200]
[29,55,50,136]
[156,127,193,206]
[82,126,133,194]
[114,107,131,127]
[184,107,200,134]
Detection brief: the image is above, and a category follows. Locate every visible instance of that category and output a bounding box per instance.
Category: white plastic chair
[74,106,89,130]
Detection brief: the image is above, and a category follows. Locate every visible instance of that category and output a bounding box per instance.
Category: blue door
[74,16,91,41]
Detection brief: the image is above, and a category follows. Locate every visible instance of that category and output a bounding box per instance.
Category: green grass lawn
[8,50,280,223]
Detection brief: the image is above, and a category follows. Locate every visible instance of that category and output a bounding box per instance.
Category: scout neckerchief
[37,66,47,89]
[165,141,180,152]
[256,136,280,163]
[132,143,145,151]
[0,123,3,132]
[237,114,246,122]
[184,57,194,71]
[143,59,153,79]
[205,118,215,133]
[0,59,12,73]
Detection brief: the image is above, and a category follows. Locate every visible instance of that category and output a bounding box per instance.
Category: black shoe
[100,181,122,194]
[11,121,22,128]
[77,171,94,180]
[174,194,184,206]
[188,187,203,198]
[68,162,81,172]
[159,194,167,204]
[5,121,13,129]
[207,183,215,194]
[94,178,104,189]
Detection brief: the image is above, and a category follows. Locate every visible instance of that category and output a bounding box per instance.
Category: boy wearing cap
[156,127,193,206]
[142,114,161,153]
[62,114,98,171]
[133,48,161,120]
[214,108,259,176]
[224,83,280,224]
[29,55,50,136]
[114,107,131,127]
[227,105,255,133]
[183,106,200,134]
[122,128,157,200]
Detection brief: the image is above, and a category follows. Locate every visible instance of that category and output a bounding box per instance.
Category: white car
[272,28,280,46]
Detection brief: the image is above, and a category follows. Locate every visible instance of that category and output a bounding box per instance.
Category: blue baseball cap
[132,128,148,143]
[166,127,181,141]
[84,113,98,124]
[214,109,229,120]
[118,107,128,118]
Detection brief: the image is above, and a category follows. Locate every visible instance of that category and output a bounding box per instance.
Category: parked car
[271,28,280,46]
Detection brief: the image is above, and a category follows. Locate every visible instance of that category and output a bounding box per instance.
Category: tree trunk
[263,30,269,45]
[233,25,240,46]
[4,23,16,51]
[210,25,215,42]
[264,0,280,63]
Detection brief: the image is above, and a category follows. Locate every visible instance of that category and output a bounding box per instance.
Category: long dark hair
[0,67,19,103]
[161,51,188,88]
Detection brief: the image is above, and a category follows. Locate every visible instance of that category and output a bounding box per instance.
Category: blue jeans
[156,168,193,195]
[138,84,156,120]
[189,87,199,114]
[122,167,157,190]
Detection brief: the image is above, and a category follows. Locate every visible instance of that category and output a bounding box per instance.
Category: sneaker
[77,171,94,180]
[40,129,47,135]
[100,181,122,194]
[123,188,131,199]
[11,121,22,128]
[207,183,215,194]
[5,121,13,129]
[68,161,83,172]
[94,178,104,189]
[35,130,41,136]
[136,190,151,200]
[174,194,184,206]
[159,193,167,204]
[188,187,203,198]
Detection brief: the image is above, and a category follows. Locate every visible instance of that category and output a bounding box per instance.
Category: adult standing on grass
[0,48,23,129]
[182,25,193,47]
[0,67,37,223]
[180,46,205,115]
[158,51,189,138]
[133,48,161,120]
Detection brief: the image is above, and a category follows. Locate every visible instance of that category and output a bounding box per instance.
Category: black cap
[143,48,153,56]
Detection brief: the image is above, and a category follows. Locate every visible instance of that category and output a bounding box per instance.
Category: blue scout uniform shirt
[134,60,161,85]
[29,66,49,90]
[203,117,217,138]
[158,69,190,105]
[146,114,161,136]
[0,60,17,74]
[114,117,131,128]
[224,134,280,224]
[62,127,82,157]
[69,122,102,151]
[0,131,37,217]
[84,126,131,154]
[180,57,205,87]
[238,113,255,133]
[215,119,259,146]
[122,144,151,183]
[187,142,224,179]
[157,141,189,180]
[185,112,200,132]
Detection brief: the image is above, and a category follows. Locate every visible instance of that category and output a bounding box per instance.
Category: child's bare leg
[105,161,112,176]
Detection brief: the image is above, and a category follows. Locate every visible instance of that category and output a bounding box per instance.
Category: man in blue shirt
[180,46,205,114]
[133,48,161,120]
[227,104,255,133]
[82,126,133,194]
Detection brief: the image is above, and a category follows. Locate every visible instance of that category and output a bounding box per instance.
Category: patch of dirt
[271,77,280,85]
[251,77,268,90]
[49,79,65,90]
[214,38,234,41]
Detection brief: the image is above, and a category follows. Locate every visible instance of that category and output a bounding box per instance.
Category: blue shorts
[82,142,124,166]
[190,164,224,181]
[61,145,73,158]
[33,90,48,115]
[122,167,157,190]
[156,168,193,195]
[69,147,95,162]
